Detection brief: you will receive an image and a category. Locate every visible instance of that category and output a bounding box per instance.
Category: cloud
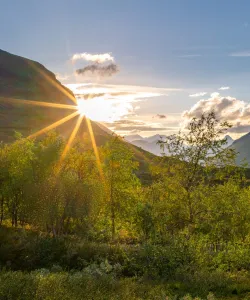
[104,120,145,127]
[67,83,168,101]
[55,73,70,81]
[189,92,207,97]
[113,125,167,132]
[219,86,230,90]
[93,83,180,93]
[74,92,131,100]
[76,63,119,78]
[66,83,180,131]
[154,114,167,119]
[103,119,168,132]
[230,51,250,57]
[118,126,167,132]
[210,92,220,98]
[183,93,250,133]
[71,52,114,63]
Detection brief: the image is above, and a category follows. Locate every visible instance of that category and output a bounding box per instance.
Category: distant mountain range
[124,133,250,166]
[124,134,167,156]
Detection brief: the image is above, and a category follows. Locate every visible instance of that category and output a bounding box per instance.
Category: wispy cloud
[105,119,168,132]
[66,83,179,131]
[219,86,230,90]
[67,83,180,96]
[71,52,114,63]
[189,92,207,97]
[230,51,250,57]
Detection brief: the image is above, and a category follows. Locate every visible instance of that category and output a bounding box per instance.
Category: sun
[77,97,131,122]
[77,97,112,121]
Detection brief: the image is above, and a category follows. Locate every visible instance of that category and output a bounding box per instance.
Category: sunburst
[0,97,77,110]
[1,82,104,179]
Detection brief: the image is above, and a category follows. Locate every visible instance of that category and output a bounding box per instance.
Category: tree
[154,112,241,235]
[1,136,35,226]
[102,136,141,240]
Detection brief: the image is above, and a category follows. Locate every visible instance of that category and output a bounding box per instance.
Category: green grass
[0,270,223,300]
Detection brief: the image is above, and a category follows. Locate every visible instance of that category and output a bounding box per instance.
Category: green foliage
[2,113,250,298]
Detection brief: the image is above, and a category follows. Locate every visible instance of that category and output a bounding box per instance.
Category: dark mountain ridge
[0,49,77,142]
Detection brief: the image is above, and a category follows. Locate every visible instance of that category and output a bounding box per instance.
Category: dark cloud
[154,114,167,119]
[76,63,119,78]
[75,93,106,99]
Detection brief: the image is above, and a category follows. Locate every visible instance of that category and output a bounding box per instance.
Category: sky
[2,0,250,137]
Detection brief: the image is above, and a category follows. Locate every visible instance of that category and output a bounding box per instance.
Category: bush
[0,270,218,300]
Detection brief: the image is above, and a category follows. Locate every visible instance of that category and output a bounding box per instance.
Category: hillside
[0,49,76,142]
[231,132,250,166]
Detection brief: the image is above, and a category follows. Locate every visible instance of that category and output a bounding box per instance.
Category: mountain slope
[0,49,76,142]
[124,134,143,143]
[224,135,234,148]
[130,139,164,156]
[125,134,167,156]
[230,133,250,166]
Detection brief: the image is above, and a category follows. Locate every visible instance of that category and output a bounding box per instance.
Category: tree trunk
[110,159,115,241]
[0,196,4,225]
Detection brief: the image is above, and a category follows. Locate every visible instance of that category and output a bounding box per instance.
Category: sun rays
[27,111,80,139]
[0,97,78,110]
[60,114,84,162]
[85,117,104,180]
[2,93,104,180]
[27,60,78,105]
[1,62,113,180]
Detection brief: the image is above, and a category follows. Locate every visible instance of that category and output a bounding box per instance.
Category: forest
[1,112,250,299]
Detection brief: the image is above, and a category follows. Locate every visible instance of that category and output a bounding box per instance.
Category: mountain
[125,134,168,156]
[224,135,234,148]
[230,133,250,166]
[144,134,167,143]
[126,133,235,157]
[0,49,76,142]
[124,134,143,143]
[130,139,165,156]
